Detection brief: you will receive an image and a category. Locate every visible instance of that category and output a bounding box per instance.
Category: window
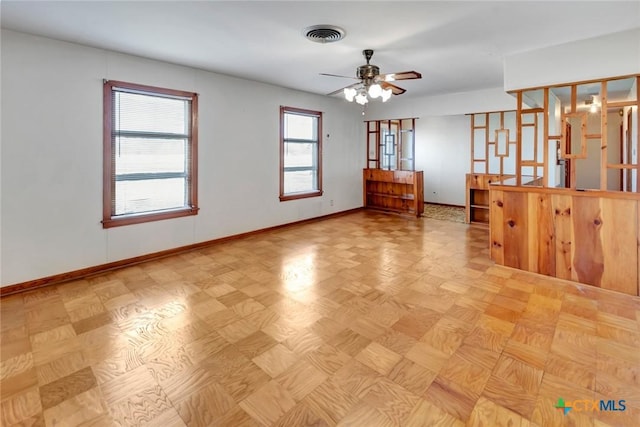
[103,80,198,228]
[279,106,323,201]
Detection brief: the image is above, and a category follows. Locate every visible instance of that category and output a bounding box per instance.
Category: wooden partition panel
[491,185,639,295]
[469,111,518,175]
[365,118,417,171]
[512,75,639,191]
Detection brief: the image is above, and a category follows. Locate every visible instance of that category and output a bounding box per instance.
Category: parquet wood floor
[2,211,639,426]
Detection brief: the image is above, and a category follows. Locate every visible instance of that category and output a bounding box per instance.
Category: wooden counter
[489,185,640,296]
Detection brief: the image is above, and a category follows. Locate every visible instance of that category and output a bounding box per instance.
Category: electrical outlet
[330,199,334,206]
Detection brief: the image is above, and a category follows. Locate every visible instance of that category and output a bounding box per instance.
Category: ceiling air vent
[303,25,346,43]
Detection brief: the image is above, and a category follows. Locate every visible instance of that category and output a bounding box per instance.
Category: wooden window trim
[102,80,199,228]
[279,106,323,202]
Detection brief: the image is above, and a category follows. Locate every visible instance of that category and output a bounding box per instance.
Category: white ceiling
[2,1,639,99]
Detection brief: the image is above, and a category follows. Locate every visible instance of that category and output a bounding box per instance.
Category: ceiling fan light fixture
[344,87,357,102]
[324,49,421,105]
[368,83,382,98]
[381,88,392,102]
[355,91,369,105]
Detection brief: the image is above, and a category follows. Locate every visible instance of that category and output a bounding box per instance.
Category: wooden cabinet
[466,174,511,225]
[363,169,424,217]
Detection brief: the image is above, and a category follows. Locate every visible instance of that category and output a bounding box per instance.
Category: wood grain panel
[490,190,504,264]
[468,174,483,189]
[502,191,529,270]
[492,187,639,295]
[599,198,637,294]
[552,194,573,281]
[273,402,329,427]
[415,174,424,216]
[530,193,555,276]
[526,193,540,274]
[239,380,296,426]
[39,367,97,410]
[491,183,640,199]
[571,196,604,286]
[466,175,472,224]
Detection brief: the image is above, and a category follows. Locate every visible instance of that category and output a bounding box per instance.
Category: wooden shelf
[367,206,418,215]
[465,173,514,225]
[364,169,424,217]
[366,191,415,200]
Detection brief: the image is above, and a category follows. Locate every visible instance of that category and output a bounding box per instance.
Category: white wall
[366,86,517,119]
[0,30,364,286]
[504,29,640,91]
[416,115,470,205]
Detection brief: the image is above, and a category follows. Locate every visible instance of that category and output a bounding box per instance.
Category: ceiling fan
[322,49,422,104]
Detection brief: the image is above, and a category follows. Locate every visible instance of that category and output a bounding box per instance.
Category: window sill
[279,190,323,202]
[102,206,199,228]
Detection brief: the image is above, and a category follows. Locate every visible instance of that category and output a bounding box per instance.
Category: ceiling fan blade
[326,82,361,96]
[381,82,406,95]
[380,71,422,81]
[320,73,358,80]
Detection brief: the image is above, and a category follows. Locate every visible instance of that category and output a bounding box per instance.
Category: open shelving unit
[364,169,424,217]
[465,173,511,225]
[362,118,423,217]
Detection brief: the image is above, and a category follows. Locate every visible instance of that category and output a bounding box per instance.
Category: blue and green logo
[555,398,572,415]
[554,397,626,416]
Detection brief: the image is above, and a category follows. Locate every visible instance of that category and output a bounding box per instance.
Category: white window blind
[281,107,322,199]
[104,81,198,227]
